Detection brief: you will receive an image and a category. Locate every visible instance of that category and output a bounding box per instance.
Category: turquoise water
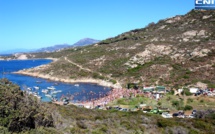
[0,59,111,102]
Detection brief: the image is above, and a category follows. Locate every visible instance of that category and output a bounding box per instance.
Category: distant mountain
[34,38,100,53]
[71,38,100,47]
[0,38,100,54]
[34,44,70,53]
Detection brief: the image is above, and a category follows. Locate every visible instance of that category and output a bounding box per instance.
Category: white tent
[189,88,199,94]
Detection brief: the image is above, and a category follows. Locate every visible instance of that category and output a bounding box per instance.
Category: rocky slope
[18,10,215,89]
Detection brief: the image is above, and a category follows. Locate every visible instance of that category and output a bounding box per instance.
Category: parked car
[131,108,139,112]
[192,110,197,115]
[172,113,179,117]
[143,110,148,113]
[188,114,195,118]
[63,101,69,105]
[63,98,69,105]
[120,108,129,112]
[177,115,185,118]
[161,112,173,118]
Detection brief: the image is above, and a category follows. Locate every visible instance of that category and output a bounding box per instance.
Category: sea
[0,59,111,102]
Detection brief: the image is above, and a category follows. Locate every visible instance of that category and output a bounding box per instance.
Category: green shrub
[166,96,172,101]
[172,100,179,107]
[187,98,193,103]
[157,118,175,128]
[120,120,132,130]
[189,129,199,134]
[168,90,175,95]
[110,79,117,84]
[193,120,212,131]
[99,125,108,132]
[183,75,190,79]
[208,83,215,88]
[200,99,204,103]
[182,88,192,96]
[184,105,193,111]
[76,121,87,129]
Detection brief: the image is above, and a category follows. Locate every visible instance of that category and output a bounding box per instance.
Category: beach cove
[0,59,113,102]
[14,58,122,89]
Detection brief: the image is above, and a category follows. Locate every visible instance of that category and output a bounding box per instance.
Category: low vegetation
[0,79,215,133]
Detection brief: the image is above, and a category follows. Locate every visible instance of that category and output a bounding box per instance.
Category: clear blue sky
[0,0,194,51]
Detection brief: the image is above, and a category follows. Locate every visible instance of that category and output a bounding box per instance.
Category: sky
[0,0,194,51]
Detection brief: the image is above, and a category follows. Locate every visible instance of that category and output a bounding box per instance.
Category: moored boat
[47,86,55,90]
[74,84,79,87]
[34,86,40,90]
[42,89,49,94]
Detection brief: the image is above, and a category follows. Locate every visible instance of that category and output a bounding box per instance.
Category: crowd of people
[72,88,143,108]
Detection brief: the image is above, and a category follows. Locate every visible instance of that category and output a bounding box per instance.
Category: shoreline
[14,70,122,88]
[8,57,121,88]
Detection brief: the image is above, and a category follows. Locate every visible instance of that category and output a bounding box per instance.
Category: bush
[168,90,175,95]
[76,121,87,129]
[193,120,212,131]
[157,118,175,128]
[157,102,162,106]
[187,98,193,103]
[182,88,192,96]
[184,105,193,111]
[172,100,179,107]
[200,99,204,103]
[110,79,117,84]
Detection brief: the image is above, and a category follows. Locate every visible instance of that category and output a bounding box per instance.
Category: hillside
[18,10,215,89]
[1,79,215,134]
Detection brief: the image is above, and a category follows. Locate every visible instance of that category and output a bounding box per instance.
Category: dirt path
[64,56,120,85]
[64,57,93,73]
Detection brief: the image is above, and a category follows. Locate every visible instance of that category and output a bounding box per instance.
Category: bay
[0,59,111,102]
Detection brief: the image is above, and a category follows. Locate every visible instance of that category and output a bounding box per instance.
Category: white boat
[42,89,49,94]
[45,94,52,98]
[47,86,55,90]
[27,87,32,91]
[74,84,79,87]
[34,86,40,90]
[51,90,62,94]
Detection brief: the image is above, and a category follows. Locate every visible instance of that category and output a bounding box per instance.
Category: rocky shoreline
[14,69,122,89]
